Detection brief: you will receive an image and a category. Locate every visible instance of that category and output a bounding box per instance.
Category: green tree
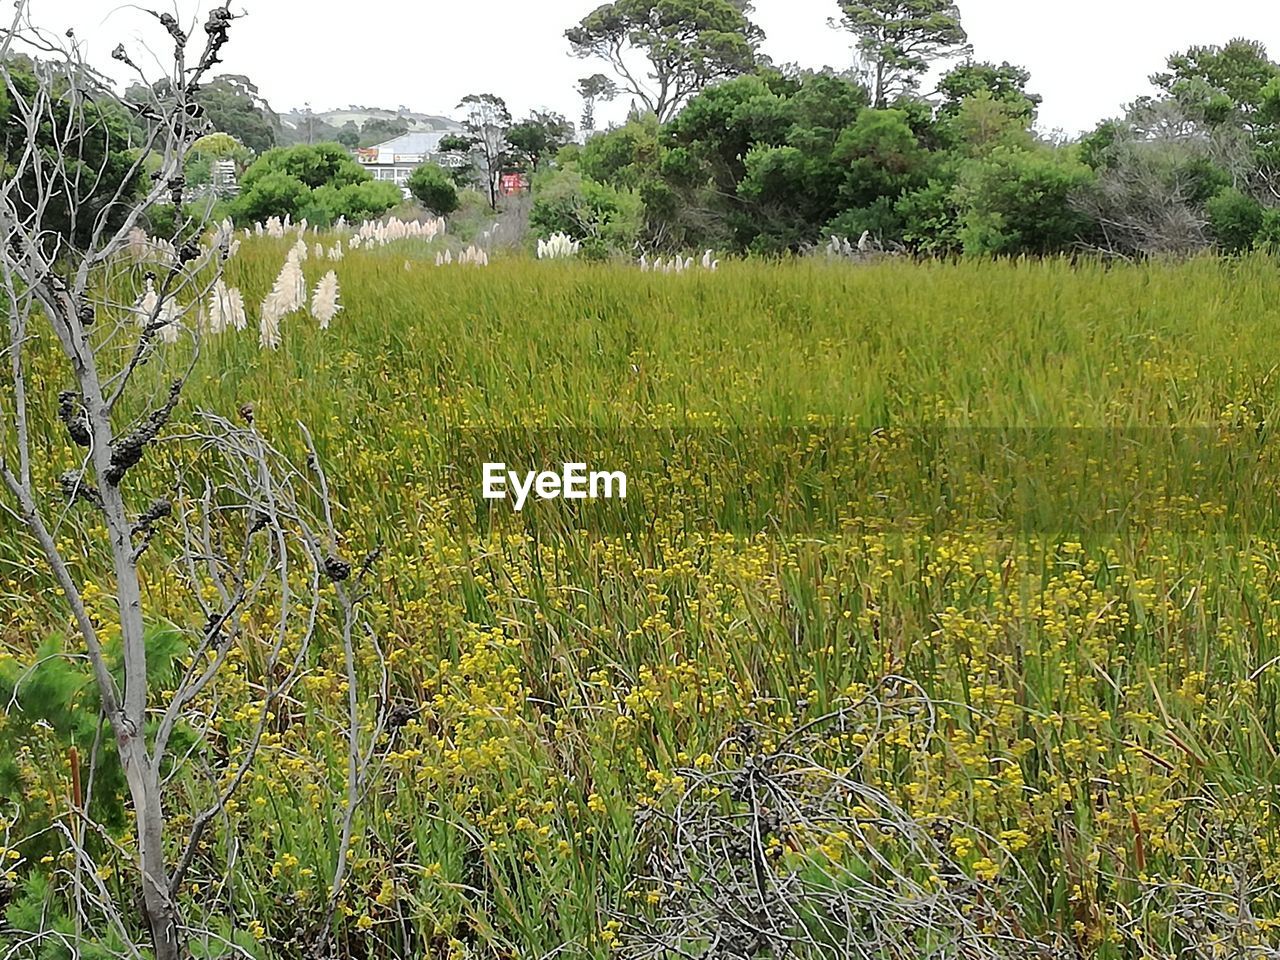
[529,166,644,256]
[954,145,1095,255]
[937,60,1040,120]
[129,74,281,154]
[360,115,411,146]
[2,64,142,249]
[836,0,971,107]
[336,120,361,149]
[578,73,619,131]
[1206,186,1265,252]
[457,93,513,209]
[507,111,576,173]
[407,162,460,214]
[438,133,480,187]
[240,142,369,191]
[230,142,399,225]
[566,0,764,122]
[1152,38,1280,127]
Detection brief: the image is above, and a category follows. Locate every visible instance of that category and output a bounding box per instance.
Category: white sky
[30,0,1280,137]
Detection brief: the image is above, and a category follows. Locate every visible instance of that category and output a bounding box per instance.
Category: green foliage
[0,66,142,251]
[240,142,370,192]
[836,0,970,106]
[953,146,1095,255]
[1153,38,1280,124]
[336,121,360,150]
[942,91,1036,157]
[579,116,664,190]
[937,60,1040,120]
[359,116,410,147]
[127,74,279,154]
[1206,187,1265,253]
[577,73,618,131]
[897,178,963,254]
[306,180,404,225]
[231,170,313,223]
[507,111,575,173]
[407,163,460,215]
[231,143,398,226]
[565,0,764,121]
[529,167,643,254]
[0,627,190,857]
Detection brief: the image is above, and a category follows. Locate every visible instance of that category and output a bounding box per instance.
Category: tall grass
[5,244,1280,958]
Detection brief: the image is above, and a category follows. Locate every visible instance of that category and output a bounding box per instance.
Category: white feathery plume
[311,271,341,330]
[158,304,181,343]
[459,245,489,266]
[207,280,232,335]
[227,286,247,331]
[259,292,283,349]
[135,276,158,325]
[537,232,580,260]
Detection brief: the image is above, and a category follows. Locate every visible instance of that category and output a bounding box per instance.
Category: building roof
[360,131,455,164]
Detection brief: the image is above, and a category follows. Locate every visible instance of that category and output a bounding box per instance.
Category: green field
[7,244,1280,958]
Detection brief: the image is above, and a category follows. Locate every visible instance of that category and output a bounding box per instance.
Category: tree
[1153,38,1280,128]
[1,62,142,250]
[336,119,361,149]
[507,110,575,173]
[1,10,387,960]
[129,74,281,154]
[836,0,971,107]
[578,73,619,132]
[457,93,512,209]
[231,142,399,225]
[566,0,764,122]
[408,161,460,214]
[1206,185,1265,252]
[436,131,479,188]
[953,145,1095,255]
[937,60,1040,120]
[529,166,644,256]
[359,115,410,147]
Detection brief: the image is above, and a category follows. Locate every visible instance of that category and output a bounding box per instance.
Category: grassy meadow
[8,242,1280,957]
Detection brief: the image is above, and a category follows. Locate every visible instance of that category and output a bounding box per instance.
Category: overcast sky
[31,0,1280,136]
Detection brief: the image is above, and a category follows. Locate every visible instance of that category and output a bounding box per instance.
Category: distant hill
[279,107,461,134]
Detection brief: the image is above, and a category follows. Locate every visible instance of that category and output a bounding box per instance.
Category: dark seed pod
[324,555,352,582]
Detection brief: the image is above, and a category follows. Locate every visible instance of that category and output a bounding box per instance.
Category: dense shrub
[230,143,400,226]
[407,163,460,215]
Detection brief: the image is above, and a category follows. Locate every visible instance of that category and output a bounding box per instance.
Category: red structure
[500,173,528,197]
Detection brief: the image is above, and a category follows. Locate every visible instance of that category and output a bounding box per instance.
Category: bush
[407,163,460,216]
[230,143,401,225]
[529,168,642,253]
[954,146,1096,256]
[1207,187,1266,253]
[1257,208,1280,250]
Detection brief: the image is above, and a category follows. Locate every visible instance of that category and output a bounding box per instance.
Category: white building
[355,131,466,190]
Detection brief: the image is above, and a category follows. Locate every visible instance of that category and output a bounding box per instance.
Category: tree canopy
[836,0,971,107]
[230,143,401,225]
[566,0,764,122]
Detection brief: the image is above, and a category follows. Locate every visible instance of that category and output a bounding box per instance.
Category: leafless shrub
[1073,99,1260,259]
[0,4,386,958]
[617,679,1062,960]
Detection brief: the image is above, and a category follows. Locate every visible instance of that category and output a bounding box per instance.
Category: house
[355,131,467,190]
